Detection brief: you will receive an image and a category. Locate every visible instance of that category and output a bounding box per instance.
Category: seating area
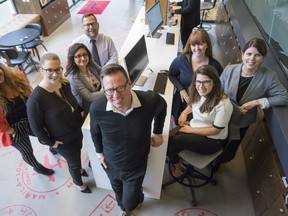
[0,47,37,73]
[0,14,40,36]
[21,23,48,60]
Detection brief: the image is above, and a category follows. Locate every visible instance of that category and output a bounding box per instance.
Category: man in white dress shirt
[72,13,118,67]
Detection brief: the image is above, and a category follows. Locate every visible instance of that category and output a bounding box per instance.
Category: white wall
[0,0,16,26]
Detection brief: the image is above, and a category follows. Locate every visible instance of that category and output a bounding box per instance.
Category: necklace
[58,89,75,113]
[241,70,255,77]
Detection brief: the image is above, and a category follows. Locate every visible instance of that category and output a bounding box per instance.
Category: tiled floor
[0,1,255,215]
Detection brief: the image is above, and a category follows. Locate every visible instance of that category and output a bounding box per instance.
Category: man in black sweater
[90,64,167,216]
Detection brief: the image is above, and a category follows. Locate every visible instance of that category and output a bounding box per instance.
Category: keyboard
[153,72,168,95]
[166,32,175,45]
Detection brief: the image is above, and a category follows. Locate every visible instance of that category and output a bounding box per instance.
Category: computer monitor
[124,35,149,86]
[146,1,163,38]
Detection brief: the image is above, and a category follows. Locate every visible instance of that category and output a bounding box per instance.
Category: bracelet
[181,112,189,115]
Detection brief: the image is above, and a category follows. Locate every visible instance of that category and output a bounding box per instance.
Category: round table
[0,28,40,47]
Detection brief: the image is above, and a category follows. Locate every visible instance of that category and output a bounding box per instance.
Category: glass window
[245,0,288,75]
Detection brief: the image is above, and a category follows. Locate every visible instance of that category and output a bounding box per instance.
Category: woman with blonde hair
[27,53,91,193]
[0,63,54,175]
[169,29,223,125]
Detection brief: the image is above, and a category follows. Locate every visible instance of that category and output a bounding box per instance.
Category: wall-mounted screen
[146,1,163,38]
[124,35,149,86]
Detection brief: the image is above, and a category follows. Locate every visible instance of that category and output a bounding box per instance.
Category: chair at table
[22,23,47,60]
[197,0,217,31]
[162,147,223,206]
[0,47,37,73]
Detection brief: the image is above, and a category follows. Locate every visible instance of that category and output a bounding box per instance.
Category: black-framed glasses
[104,82,128,96]
[195,80,212,87]
[74,53,88,59]
[41,67,63,74]
[83,22,97,28]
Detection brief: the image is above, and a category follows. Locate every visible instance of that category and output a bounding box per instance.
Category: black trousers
[104,163,146,212]
[216,127,249,164]
[180,27,193,47]
[53,129,83,186]
[11,119,43,170]
[167,132,225,163]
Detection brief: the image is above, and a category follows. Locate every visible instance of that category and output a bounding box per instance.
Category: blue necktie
[90,39,101,66]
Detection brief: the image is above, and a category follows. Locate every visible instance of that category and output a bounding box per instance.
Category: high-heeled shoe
[81,169,88,177]
[49,147,58,155]
[34,166,54,176]
[171,159,183,177]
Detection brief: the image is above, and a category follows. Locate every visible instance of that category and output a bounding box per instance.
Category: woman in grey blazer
[217,38,288,166]
[65,43,103,121]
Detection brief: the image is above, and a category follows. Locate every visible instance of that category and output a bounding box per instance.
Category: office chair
[23,23,47,60]
[0,47,37,73]
[162,148,223,206]
[198,0,217,31]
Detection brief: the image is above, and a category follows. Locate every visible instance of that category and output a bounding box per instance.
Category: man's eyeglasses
[195,80,212,87]
[74,53,88,59]
[104,82,128,96]
[83,22,97,28]
[41,67,63,74]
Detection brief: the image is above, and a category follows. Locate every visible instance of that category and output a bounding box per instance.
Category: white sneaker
[119,210,126,216]
[136,202,143,210]
[119,210,132,216]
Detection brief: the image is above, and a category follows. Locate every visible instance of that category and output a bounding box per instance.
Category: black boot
[49,147,58,155]
[34,165,55,176]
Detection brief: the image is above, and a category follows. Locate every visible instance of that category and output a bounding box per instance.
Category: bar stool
[198,0,217,31]
[162,148,223,206]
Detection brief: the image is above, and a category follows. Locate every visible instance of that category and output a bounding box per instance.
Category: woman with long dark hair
[167,65,233,176]
[65,43,102,121]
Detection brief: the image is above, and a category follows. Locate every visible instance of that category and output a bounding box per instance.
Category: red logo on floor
[0,205,37,216]
[89,194,120,216]
[15,147,89,199]
[174,207,218,216]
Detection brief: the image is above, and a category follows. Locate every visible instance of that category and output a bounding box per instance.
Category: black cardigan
[90,90,167,172]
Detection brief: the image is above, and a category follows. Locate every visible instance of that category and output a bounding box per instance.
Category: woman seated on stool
[167,65,233,176]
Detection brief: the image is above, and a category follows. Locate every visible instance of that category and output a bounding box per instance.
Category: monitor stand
[135,75,148,86]
[147,31,162,39]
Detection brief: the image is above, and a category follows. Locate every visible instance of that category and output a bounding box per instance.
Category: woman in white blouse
[167,65,233,176]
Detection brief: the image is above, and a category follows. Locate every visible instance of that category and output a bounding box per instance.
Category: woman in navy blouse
[169,29,223,125]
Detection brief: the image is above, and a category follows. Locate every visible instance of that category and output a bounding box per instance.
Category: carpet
[77,1,110,15]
